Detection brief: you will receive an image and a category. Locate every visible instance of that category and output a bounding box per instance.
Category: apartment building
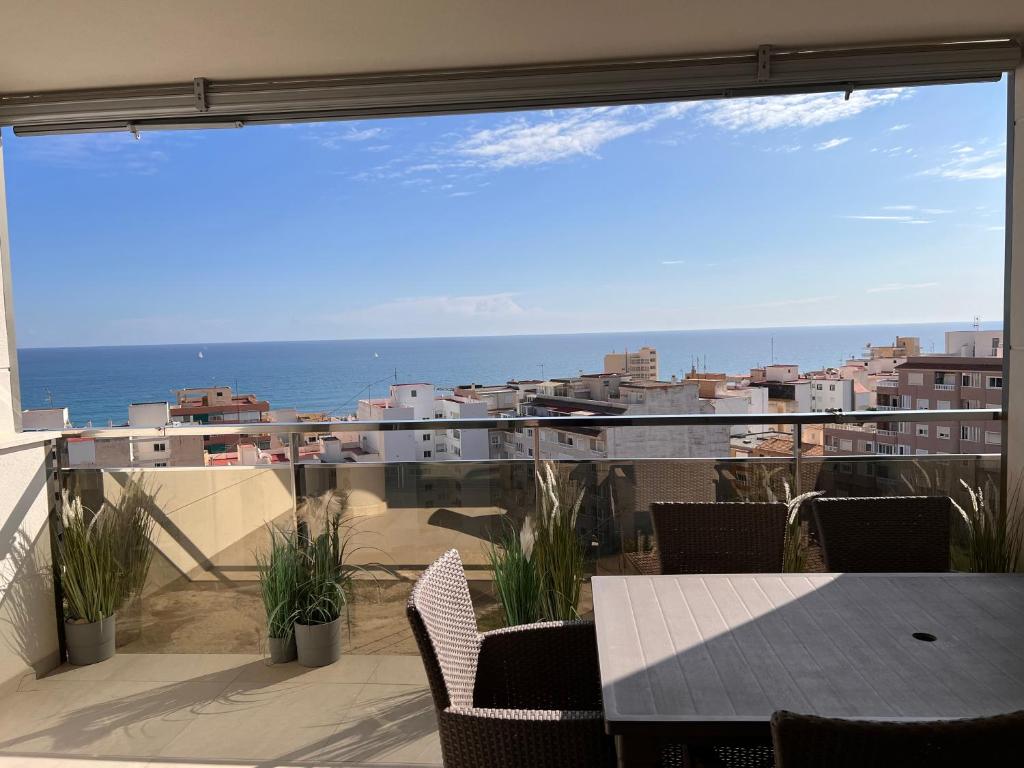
[689,376,772,436]
[946,329,1004,358]
[171,386,270,454]
[508,378,730,460]
[452,384,520,414]
[604,345,659,381]
[825,355,1003,457]
[67,402,204,468]
[352,383,488,462]
[809,375,854,412]
[866,335,920,359]
[22,407,71,430]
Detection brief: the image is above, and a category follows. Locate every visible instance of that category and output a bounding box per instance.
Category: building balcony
[876,380,899,388]
[935,383,957,391]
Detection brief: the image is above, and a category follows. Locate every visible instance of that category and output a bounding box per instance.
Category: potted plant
[293,532,346,667]
[255,527,302,663]
[528,462,586,621]
[57,480,155,665]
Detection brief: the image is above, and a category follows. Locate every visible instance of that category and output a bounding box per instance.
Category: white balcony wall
[0,438,59,693]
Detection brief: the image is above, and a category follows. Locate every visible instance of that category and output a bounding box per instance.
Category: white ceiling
[0,0,1022,94]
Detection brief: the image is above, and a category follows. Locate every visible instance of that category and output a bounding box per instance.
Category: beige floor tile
[108,653,256,683]
[0,680,227,757]
[158,680,365,761]
[325,686,439,765]
[367,657,427,686]
[233,655,382,686]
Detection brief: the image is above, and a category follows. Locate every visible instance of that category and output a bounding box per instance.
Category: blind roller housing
[1,39,1019,136]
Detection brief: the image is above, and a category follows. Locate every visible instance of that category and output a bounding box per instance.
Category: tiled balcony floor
[0,654,441,768]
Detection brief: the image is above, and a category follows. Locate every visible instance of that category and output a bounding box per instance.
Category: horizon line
[16,318,1003,353]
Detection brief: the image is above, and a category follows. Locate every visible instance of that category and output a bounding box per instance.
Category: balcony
[935,383,957,391]
[0,406,1012,766]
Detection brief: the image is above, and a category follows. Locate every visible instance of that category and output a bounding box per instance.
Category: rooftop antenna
[44,388,53,407]
[973,315,980,331]
[770,336,775,364]
[538,363,546,379]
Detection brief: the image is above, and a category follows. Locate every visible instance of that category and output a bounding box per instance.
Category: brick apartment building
[825,355,1003,457]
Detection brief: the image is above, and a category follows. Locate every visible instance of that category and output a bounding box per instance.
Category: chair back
[651,502,788,574]
[812,496,950,572]
[771,709,1024,768]
[406,549,481,709]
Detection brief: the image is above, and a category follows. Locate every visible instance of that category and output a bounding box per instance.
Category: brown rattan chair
[771,709,1024,767]
[651,501,789,574]
[811,496,951,572]
[406,549,615,768]
[649,502,787,767]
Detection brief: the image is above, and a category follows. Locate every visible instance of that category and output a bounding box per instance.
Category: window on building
[154,462,168,467]
[916,424,929,437]
[153,442,167,452]
[897,445,911,455]
[862,441,874,453]
[840,438,853,451]
[962,372,982,388]
[987,376,1003,389]
[916,398,929,410]
[907,373,924,386]
[410,390,417,397]
[423,450,431,458]
[422,434,430,441]
[985,431,1002,446]
[829,384,836,391]
[915,449,929,456]
[527,448,533,457]
[876,443,895,455]
[937,426,951,440]
[936,400,951,410]
[960,425,981,442]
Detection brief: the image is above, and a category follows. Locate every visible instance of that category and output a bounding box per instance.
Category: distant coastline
[17,321,1001,427]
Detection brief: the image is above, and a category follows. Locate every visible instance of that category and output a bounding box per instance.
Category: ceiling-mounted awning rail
[1,39,1019,136]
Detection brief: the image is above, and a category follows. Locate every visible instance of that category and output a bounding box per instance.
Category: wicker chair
[811,496,951,572]
[648,502,787,768]
[771,709,1024,767]
[651,502,789,574]
[406,549,615,768]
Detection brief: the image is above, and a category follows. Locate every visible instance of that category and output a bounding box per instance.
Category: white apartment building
[67,402,204,468]
[509,379,730,460]
[353,384,488,462]
[604,346,659,381]
[809,376,854,412]
[22,407,71,430]
[946,329,1004,358]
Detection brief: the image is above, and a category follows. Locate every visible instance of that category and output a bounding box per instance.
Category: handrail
[54,408,1002,440]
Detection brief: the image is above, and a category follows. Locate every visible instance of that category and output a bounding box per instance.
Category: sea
[16,322,999,427]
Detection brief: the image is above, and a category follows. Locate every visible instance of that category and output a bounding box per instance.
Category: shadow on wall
[0,444,58,689]
[0,526,57,684]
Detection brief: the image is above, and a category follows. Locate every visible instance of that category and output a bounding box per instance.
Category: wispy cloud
[889,123,910,131]
[921,143,1005,180]
[453,104,693,169]
[750,295,836,309]
[22,133,170,175]
[866,282,938,293]
[815,137,851,151]
[307,124,385,149]
[661,260,686,265]
[365,292,525,318]
[882,205,916,211]
[843,215,914,221]
[701,88,908,132]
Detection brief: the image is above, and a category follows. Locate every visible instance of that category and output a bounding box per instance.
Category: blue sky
[2,78,1008,348]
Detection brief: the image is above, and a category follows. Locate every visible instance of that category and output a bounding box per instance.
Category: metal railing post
[289,431,300,526]
[533,423,542,517]
[793,423,803,496]
[45,436,67,663]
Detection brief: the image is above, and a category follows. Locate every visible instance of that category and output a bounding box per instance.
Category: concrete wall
[0,439,59,693]
[1009,64,1023,509]
[79,467,295,588]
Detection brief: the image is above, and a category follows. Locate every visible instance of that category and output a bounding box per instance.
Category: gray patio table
[591,573,1024,767]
